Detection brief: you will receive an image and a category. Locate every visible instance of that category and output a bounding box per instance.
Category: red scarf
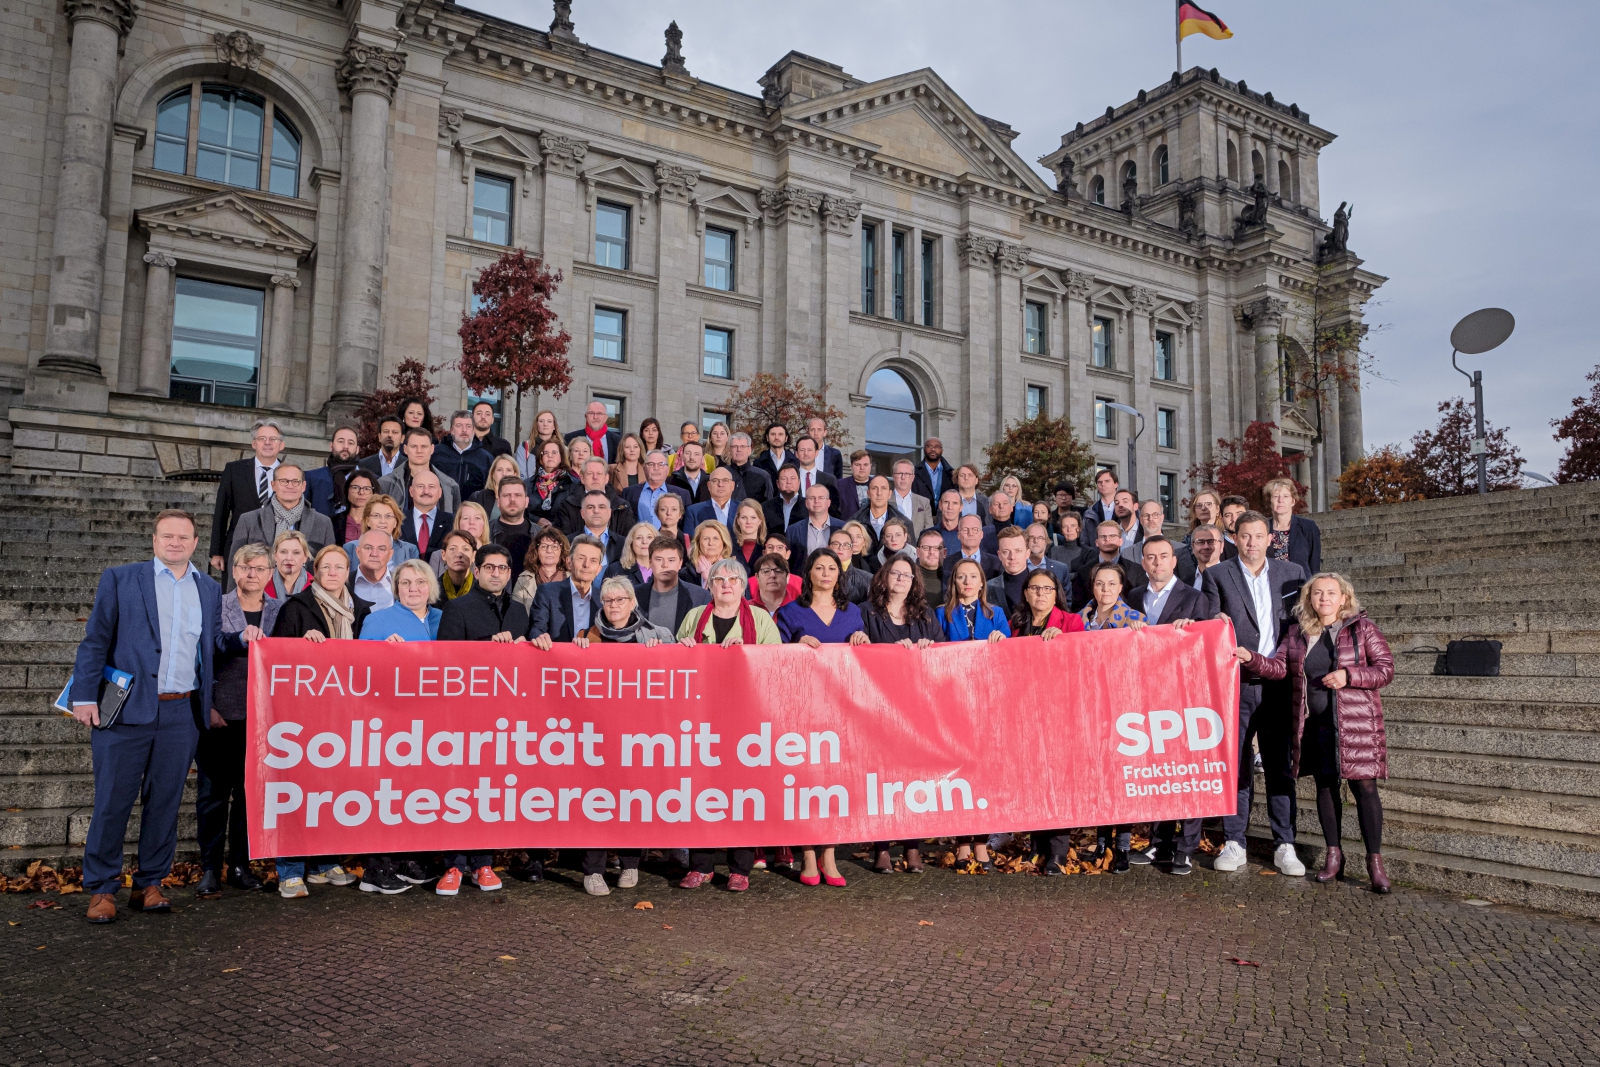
[585,424,608,460]
[693,599,756,645]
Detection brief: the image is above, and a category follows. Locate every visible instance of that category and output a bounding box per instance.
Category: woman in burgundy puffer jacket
[1235,573,1396,892]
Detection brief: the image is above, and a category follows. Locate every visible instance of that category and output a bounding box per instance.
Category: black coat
[753,449,798,485]
[631,580,709,633]
[564,427,622,463]
[401,507,453,551]
[763,493,807,536]
[475,430,513,458]
[1201,557,1308,669]
[274,585,373,639]
[552,483,634,539]
[942,550,1003,582]
[911,457,955,505]
[209,457,270,560]
[1070,554,1148,613]
[437,585,530,641]
[722,461,772,504]
[1279,514,1323,576]
[1139,581,1211,626]
[666,468,712,505]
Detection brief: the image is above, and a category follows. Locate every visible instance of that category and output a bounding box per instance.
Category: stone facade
[1,0,1382,504]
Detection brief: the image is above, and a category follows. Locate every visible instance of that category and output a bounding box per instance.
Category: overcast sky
[470,0,1599,476]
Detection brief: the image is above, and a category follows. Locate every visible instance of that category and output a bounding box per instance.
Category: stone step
[1390,651,1600,679]
[1385,695,1600,733]
[1364,591,1600,615]
[0,641,90,666]
[1379,776,1600,839]
[0,742,93,777]
[1386,672,1600,704]
[0,619,88,643]
[0,804,197,851]
[1316,484,1600,524]
[1387,720,1600,765]
[1361,610,1600,636]
[1389,748,1600,799]
[0,691,79,715]
[0,713,87,744]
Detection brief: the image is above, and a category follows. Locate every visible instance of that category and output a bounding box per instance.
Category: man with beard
[306,425,361,534]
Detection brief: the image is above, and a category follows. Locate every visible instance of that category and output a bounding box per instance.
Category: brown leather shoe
[1314,846,1344,884]
[85,893,117,923]
[1367,853,1391,894]
[129,884,172,912]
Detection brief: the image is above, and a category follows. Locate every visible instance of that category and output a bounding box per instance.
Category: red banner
[246,621,1240,858]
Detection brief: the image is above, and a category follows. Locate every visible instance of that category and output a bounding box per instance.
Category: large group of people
[65,401,1394,923]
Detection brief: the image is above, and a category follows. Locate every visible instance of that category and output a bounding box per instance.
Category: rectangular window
[593,307,626,363]
[921,237,935,325]
[1157,408,1177,448]
[1155,330,1176,381]
[703,326,732,379]
[704,226,735,291]
[168,277,263,408]
[701,410,731,437]
[595,201,629,269]
[472,173,513,245]
[594,394,625,430]
[1092,316,1115,368]
[1158,472,1177,518]
[892,231,907,321]
[1026,384,1048,420]
[1094,397,1117,440]
[1025,301,1047,354]
[861,223,877,315]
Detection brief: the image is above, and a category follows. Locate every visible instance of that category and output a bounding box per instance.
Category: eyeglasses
[274,477,304,487]
[600,596,633,607]
[478,563,511,574]
[1025,584,1056,595]
[238,564,272,575]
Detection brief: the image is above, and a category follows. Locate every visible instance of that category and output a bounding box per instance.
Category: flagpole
[1175,0,1182,73]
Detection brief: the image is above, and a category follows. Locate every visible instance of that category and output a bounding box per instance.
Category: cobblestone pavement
[4,851,1598,1066]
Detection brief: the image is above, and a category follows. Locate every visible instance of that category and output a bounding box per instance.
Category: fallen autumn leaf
[917,920,934,926]
[633,901,654,910]
[497,955,516,961]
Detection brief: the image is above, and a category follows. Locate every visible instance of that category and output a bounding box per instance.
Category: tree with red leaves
[355,358,445,454]
[1409,397,1523,496]
[1336,445,1427,508]
[721,373,849,447]
[1185,420,1307,512]
[457,250,573,444]
[1553,365,1600,483]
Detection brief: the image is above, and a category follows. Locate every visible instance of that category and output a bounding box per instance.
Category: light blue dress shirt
[570,579,593,633]
[636,483,668,528]
[152,558,202,694]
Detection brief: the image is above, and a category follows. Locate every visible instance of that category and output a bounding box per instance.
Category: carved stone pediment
[137,191,314,259]
[456,126,540,194]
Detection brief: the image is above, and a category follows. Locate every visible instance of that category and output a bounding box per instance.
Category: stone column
[327,38,406,415]
[135,250,177,397]
[1128,286,1157,500]
[993,242,1029,439]
[1338,347,1364,465]
[538,132,587,361]
[1245,296,1286,432]
[1062,268,1094,440]
[653,162,697,427]
[955,234,998,458]
[27,0,136,411]
[264,273,300,410]
[757,185,822,378]
[819,195,862,410]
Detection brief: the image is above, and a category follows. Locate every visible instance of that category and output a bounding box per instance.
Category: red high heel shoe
[799,871,821,886]
[824,871,847,888]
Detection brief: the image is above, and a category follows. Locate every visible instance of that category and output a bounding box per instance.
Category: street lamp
[1449,308,1516,495]
[1104,402,1145,498]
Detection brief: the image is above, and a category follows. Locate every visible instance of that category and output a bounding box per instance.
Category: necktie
[257,466,271,506]
[804,471,812,493]
[418,514,430,557]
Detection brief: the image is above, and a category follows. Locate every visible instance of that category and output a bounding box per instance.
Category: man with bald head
[351,528,396,609]
[686,466,740,537]
[563,400,621,462]
[400,469,451,561]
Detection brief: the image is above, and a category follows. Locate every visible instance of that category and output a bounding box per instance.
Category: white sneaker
[278,876,308,899]
[1213,841,1248,872]
[616,868,638,889]
[583,873,611,896]
[1275,843,1306,877]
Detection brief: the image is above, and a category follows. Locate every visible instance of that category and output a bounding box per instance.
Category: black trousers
[445,852,493,872]
[194,719,248,872]
[581,849,641,877]
[1154,819,1204,856]
[1224,679,1297,846]
[689,849,755,876]
[1096,825,1132,851]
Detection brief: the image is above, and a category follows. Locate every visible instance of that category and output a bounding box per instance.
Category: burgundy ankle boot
[1314,846,1343,884]
[1366,853,1391,894]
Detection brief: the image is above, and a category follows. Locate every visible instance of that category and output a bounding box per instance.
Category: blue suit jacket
[784,517,846,574]
[305,466,337,520]
[70,561,228,729]
[528,577,606,643]
[684,499,738,537]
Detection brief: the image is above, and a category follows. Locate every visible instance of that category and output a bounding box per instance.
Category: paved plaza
[4,853,1597,1066]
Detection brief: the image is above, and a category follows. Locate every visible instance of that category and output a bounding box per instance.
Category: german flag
[1178,2,1232,41]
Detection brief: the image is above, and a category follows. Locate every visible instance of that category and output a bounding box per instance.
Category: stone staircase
[0,472,216,875]
[1249,481,1600,917]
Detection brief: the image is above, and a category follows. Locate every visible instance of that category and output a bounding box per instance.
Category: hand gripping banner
[246,620,1240,857]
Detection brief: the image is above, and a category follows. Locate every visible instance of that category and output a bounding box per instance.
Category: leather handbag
[1444,638,1502,677]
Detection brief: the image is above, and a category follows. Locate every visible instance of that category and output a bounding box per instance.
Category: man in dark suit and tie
[791,437,841,518]
[784,484,845,575]
[563,400,622,462]
[804,416,844,481]
[529,535,610,644]
[71,510,235,923]
[209,418,286,573]
[399,470,452,561]
[1203,510,1308,877]
[763,466,806,535]
[685,467,740,537]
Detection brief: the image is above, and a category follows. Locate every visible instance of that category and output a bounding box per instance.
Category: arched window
[1120,160,1138,190]
[1277,159,1292,202]
[864,367,923,467]
[1090,176,1105,205]
[1251,149,1265,183]
[1154,145,1170,186]
[150,82,303,198]
[1226,140,1239,183]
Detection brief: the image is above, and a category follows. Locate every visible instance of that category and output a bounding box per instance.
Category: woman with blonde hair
[998,474,1033,527]
[705,421,731,468]
[1262,476,1322,575]
[730,499,767,569]
[1187,488,1222,531]
[619,521,659,585]
[687,520,733,586]
[609,432,646,489]
[343,495,418,567]
[471,454,524,517]
[359,558,442,642]
[1238,572,1395,891]
[515,409,562,478]
[266,530,313,600]
[277,545,372,642]
[435,501,490,563]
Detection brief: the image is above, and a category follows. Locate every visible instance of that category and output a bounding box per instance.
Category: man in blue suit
[528,535,611,645]
[784,483,845,575]
[70,510,239,923]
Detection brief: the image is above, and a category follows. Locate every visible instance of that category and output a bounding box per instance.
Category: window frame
[1158,471,1178,518]
[1156,407,1177,450]
[864,366,923,460]
[168,275,265,409]
[701,324,734,381]
[1154,144,1170,186]
[1090,176,1106,205]
[1024,301,1047,355]
[472,171,514,246]
[591,305,627,365]
[593,393,627,431]
[1094,396,1117,441]
[920,236,936,326]
[594,200,631,270]
[1026,383,1048,421]
[892,230,907,322]
[861,222,878,315]
[1154,329,1176,381]
[702,225,736,292]
[150,81,303,199]
[1092,316,1116,369]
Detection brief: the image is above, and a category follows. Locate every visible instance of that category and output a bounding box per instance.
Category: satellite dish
[1450,308,1515,355]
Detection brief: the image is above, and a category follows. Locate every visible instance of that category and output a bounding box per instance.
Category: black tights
[1315,776,1383,854]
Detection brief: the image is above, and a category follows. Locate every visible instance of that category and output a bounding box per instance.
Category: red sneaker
[726,873,750,892]
[752,849,767,870]
[678,870,712,889]
[776,846,796,869]
[473,866,503,891]
[436,867,462,896]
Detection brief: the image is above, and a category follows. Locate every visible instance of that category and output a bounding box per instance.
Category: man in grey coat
[228,464,336,573]
[378,428,462,515]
